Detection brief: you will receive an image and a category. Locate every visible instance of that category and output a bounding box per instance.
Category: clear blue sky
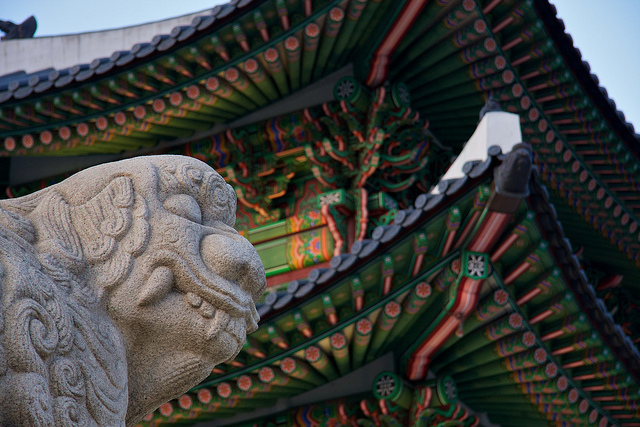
[1,0,638,130]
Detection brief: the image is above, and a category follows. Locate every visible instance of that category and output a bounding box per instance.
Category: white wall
[0,9,208,76]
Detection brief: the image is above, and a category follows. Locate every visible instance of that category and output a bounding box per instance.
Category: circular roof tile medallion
[494,55,507,70]
[589,410,599,424]
[556,376,568,392]
[522,331,536,348]
[463,0,475,11]
[613,205,622,218]
[21,134,34,149]
[356,318,373,335]
[579,399,589,414]
[40,130,53,145]
[520,96,531,110]
[528,108,539,122]
[305,345,321,362]
[330,332,347,350]
[305,23,320,38]
[280,357,296,374]
[534,348,547,364]
[568,388,579,404]
[159,402,173,417]
[579,170,588,183]
[76,123,89,137]
[629,222,637,234]
[178,394,192,410]
[604,196,614,209]
[562,150,572,163]
[570,161,580,174]
[594,185,604,199]
[621,213,630,226]
[170,91,183,106]
[494,289,508,306]
[152,98,166,113]
[546,130,555,144]
[225,67,240,82]
[545,362,558,379]
[216,382,232,398]
[511,83,523,98]
[258,366,275,383]
[484,37,497,52]
[205,77,220,91]
[508,313,522,329]
[237,375,252,391]
[197,388,212,404]
[502,69,515,84]
[96,116,109,130]
[329,7,344,21]
[473,19,487,34]
[265,48,279,62]
[244,58,259,74]
[554,140,563,154]
[186,85,200,99]
[285,36,299,51]
[114,112,127,126]
[416,282,432,299]
[134,106,147,119]
[538,119,548,133]
[599,417,608,427]
[58,126,71,140]
[4,137,16,152]
[385,301,401,318]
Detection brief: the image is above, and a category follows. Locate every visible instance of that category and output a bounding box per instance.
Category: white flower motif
[319,192,341,206]
[336,79,355,100]
[444,378,456,402]
[397,84,411,105]
[467,254,485,277]
[376,375,395,397]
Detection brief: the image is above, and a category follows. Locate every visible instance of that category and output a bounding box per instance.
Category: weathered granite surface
[0,155,266,426]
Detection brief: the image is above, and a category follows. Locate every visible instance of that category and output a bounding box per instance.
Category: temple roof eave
[532,0,639,158]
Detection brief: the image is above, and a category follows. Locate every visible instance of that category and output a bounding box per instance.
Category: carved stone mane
[0,155,266,426]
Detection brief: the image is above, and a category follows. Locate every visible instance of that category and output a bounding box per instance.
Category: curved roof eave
[533,0,640,159]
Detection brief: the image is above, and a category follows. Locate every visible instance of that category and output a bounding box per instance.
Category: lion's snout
[200,233,266,304]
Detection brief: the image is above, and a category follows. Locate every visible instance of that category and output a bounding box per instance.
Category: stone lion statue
[0,155,266,426]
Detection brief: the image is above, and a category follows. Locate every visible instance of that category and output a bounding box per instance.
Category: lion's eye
[163,194,202,224]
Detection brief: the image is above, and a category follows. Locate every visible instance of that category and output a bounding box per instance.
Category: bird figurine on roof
[0,16,37,40]
[479,96,502,122]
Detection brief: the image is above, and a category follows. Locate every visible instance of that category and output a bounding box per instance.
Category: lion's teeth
[199,301,215,318]
[186,292,203,308]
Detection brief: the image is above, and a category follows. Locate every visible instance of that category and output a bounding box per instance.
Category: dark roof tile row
[0,0,261,104]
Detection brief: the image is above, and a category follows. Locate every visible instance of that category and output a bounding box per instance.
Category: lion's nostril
[200,234,266,302]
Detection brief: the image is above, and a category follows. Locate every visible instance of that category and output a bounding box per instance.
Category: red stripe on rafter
[516,287,542,306]
[529,309,553,325]
[491,232,520,262]
[365,0,430,87]
[467,212,511,253]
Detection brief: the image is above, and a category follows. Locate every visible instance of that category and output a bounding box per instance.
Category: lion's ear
[71,177,134,262]
[0,206,36,244]
[32,192,85,271]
